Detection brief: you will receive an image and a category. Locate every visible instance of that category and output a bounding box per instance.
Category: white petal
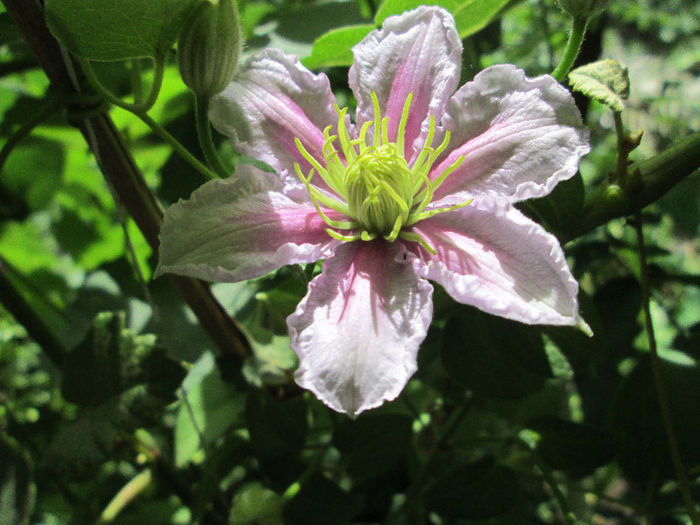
[349,6,461,160]
[209,49,347,185]
[411,197,580,325]
[432,64,590,203]
[288,242,433,417]
[156,166,339,282]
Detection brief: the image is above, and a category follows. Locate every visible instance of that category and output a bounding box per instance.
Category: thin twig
[633,213,700,525]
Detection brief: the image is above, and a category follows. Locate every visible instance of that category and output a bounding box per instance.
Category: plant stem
[387,399,472,524]
[0,92,60,173]
[80,56,164,114]
[81,57,217,180]
[564,131,700,242]
[2,0,252,359]
[194,93,229,177]
[613,111,627,182]
[533,454,577,525]
[139,57,164,112]
[552,16,587,82]
[633,213,700,525]
[97,468,153,523]
[137,111,218,181]
[0,257,67,366]
[131,59,143,106]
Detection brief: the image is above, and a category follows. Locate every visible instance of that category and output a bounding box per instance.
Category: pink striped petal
[410,197,580,326]
[432,65,589,203]
[288,242,433,417]
[349,6,461,160]
[209,49,347,185]
[156,166,340,282]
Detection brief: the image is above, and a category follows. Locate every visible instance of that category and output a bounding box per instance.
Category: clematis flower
[157,7,590,417]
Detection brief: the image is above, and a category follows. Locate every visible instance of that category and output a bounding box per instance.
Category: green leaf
[528,416,617,477]
[229,483,283,525]
[283,475,357,525]
[246,391,307,462]
[1,135,65,212]
[424,456,519,519]
[568,59,630,112]
[45,0,203,60]
[375,0,512,39]
[302,24,374,69]
[0,435,35,525]
[47,312,186,478]
[610,355,700,483]
[45,400,125,480]
[375,0,456,26]
[175,351,246,467]
[61,312,123,406]
[441,308,552,399]
[333,414,413,481]
[61,311,184,407]
[521,173,585,240]
[452,0,513,38]
[260,2,366,61]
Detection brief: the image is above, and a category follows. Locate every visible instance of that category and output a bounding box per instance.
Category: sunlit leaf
[375,0,512,38]
[569,59,630,112]
[303,24,374,69]
[45,0,204,60]
[174,351,245,467]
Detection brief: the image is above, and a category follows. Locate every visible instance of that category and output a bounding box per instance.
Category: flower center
[344,143,413,236]
[293,92,470,253]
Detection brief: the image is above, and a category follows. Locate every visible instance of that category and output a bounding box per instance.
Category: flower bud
[556,0,609,19]
[178,0,243,97]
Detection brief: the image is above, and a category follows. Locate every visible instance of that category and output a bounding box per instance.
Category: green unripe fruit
[178,0,242,97]
[556,0,609,19]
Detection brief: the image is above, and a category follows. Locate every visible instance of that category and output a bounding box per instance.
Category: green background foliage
[1,0,698,524]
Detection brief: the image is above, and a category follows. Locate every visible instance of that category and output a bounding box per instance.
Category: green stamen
[292,90,471,250]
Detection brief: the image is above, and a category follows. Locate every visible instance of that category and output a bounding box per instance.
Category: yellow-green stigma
[293,92,471,253]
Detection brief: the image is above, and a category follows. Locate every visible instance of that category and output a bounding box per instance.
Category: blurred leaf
[442,308,552,399]
[229,482,283,525]
[673,322,700,360]
[1,136,64,212]
[283,475,357,525]
[529,416,617,477]
[45,0,203,60]
[61,312,122,406]
[61,311,183,406]
[175,351,245,467]
[424,456,518,519]
[44,400,125,480]
[376,0,512,38]
[452,0,513,38]
[610,356,700,482]
[47,312,185,478]
[333,413,413,480]
[0,12,23,44]
[569,59,630,112]
[0,435,35,525]
[375,0,456,25]
[257,2,365,59]
[303,24,374,69]
[246,391,307,462]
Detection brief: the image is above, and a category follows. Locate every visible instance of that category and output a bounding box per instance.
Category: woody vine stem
[613,108,700,523]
